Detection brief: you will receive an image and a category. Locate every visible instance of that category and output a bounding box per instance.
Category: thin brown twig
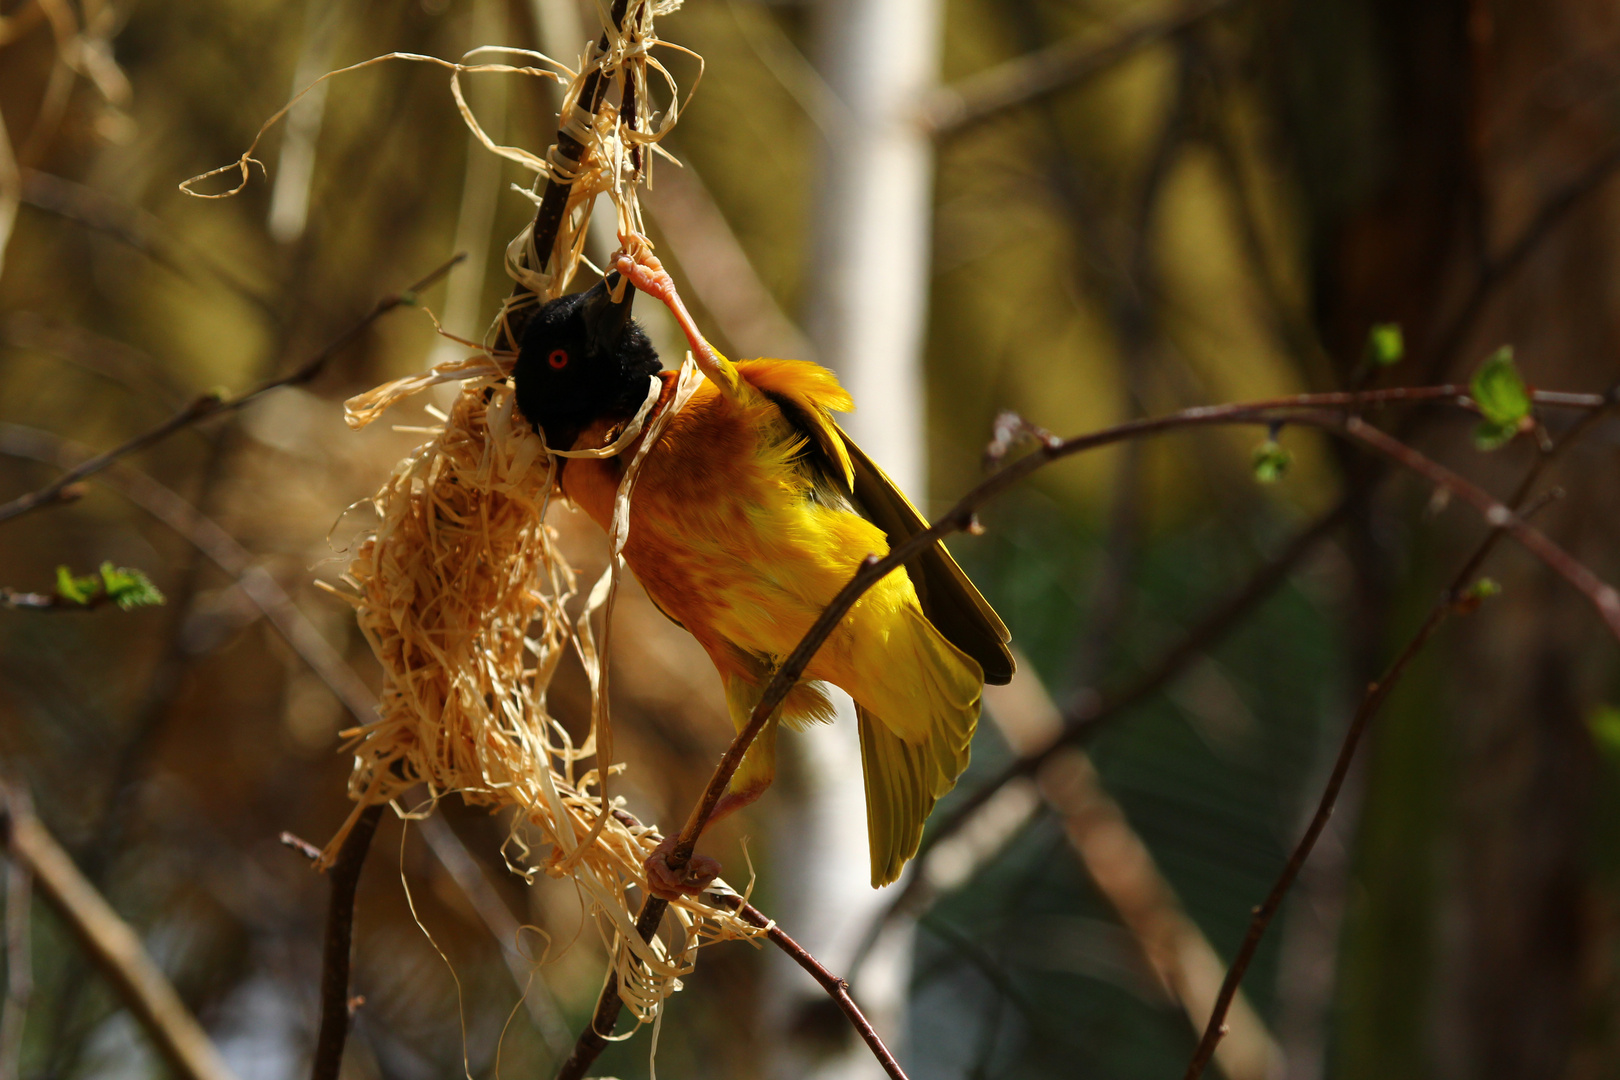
[661,386,1618,884]
[0,427,577,1053]
[553,892,666,1080]
[19,170,280,320]
[1338,415,1620,637]
[560,383,1617,1078]
[714,894,910,1080]
[309,803,382,1080]
[0,253,465,526]
[1421,143,1620,384]
[0,783,240,1080]
[844,496,1354,980]
[1181,393,1617,1078]
[921,0,1235,137]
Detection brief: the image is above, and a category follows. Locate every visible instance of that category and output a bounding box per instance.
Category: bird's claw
[615,251,678,307]
[643,834,721,900]
[613,250,730,386]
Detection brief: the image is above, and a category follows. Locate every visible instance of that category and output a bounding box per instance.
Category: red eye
[547,348,569,370]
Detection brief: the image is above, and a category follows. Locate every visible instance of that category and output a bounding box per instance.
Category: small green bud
[1252,439,1292,484]
[1366,323,1404,367]
[1471,346,1531,450]
[98,563,165,610]
[55,565,97,605]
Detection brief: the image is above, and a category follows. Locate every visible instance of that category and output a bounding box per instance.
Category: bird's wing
[735,358,855,488]
[833,423,1015,686]
[733,357,1014,684]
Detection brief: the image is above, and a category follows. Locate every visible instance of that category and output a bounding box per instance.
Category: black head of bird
[512,272,663,451]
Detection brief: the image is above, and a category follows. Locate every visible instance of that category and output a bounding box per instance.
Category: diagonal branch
[309,804,382,1080]
[0,253,464,526]
[563,382,1615,1078]
[662,385,1618,887]
[1180,391,1616,1078]
[0,783,240,1080]
[714,894,910,1080]
[920,0,1235,137]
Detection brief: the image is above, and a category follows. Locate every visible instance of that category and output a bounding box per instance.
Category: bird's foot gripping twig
[613,250,739,394]
[643,835,720,900]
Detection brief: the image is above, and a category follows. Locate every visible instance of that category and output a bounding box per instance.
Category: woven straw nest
[185,0,761,1030]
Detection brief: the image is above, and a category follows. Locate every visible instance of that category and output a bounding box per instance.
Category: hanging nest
[187,0,761,1031]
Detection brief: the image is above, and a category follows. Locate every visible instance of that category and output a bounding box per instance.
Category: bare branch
[920,0,1235,137]
[661,384,1619,893]
[562,380,1614,1079]
[309,803,381,1080]
[0,253,465,526]
[715,894,910,1080]
[0,783,240,1080]
[1182,393,1616,1077]
[984,664,1279,1080]
[553,891,667,1080]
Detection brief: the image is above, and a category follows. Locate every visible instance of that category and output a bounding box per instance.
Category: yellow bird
[513,254,1013,892]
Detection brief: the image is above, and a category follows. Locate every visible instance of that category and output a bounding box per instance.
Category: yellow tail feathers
[852,608,984,886]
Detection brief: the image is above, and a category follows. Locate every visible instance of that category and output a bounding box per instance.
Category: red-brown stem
[310,804,382,1080]
[663,387,1618,873]
[1181,396,1615,1079]
[715,894,910,1080]
[568,384,1618,1080]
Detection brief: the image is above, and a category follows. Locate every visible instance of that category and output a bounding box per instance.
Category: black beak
[580,271,634,354]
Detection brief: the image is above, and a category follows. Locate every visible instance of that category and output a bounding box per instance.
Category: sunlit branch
[0,253,465,526]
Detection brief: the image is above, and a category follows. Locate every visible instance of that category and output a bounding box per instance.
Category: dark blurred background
[3,1,1620,1078]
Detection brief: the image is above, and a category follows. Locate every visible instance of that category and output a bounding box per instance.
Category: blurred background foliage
[2,0,1619,1079]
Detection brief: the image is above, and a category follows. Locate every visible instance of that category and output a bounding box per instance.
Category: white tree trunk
[769,1,942,1076]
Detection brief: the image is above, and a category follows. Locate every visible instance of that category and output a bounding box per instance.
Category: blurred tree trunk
[1274,0,1620,1076]
[763,0,941,1076]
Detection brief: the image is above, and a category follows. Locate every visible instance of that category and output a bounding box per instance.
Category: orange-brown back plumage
[515,273,1013,887]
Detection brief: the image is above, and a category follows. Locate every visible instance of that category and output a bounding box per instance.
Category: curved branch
[561,382,1616,1080]
[1181,391,1617,1078]
[663,385,1618,881]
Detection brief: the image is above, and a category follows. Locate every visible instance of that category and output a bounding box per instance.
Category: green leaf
[1366,323,1404,367]
[1464,577,1501,602]
[1251,439,1292,484]
[55,565,98,605]
[98,563,165,610]
[1470,346,1530,449]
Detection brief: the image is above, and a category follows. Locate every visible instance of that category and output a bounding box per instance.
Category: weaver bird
[513,254,1013,895]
